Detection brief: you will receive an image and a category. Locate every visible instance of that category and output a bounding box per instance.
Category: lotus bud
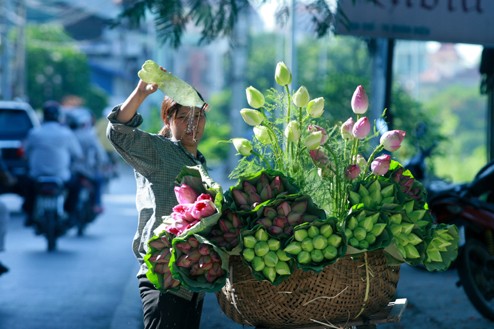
[270,176,284,195]
[309,148,330,168]
[253,125,271,144]
[356,154,367,169]
[264,207,277,219]
[240,108,265,126]
[284,120,301,143]
[380,130,406,152]
[304,131,323,150]
[277,201,291,217]
[308,125,328,145]
[306,97,324,118]
[292,86,310,107]
[291,200,307,214]
[275,61,292,86]
[232,138,253,156]
[198,244,210,256]
[174,184,198,204]
[351,85,369,114]
[341,117,355,140]
[274,217,288,228]
[371,154,391,175]
[259,184,273,200]
[232,189,249,206]
[246,86,265,109]
[345,164,361,180]
[352,117,370,139]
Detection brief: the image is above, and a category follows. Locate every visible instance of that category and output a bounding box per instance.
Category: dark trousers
[22,175,80,220]
[138,276,204,329]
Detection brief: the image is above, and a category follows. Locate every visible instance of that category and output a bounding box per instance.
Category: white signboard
[335,0,494,46]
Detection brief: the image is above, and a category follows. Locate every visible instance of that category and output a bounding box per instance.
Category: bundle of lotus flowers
[170,234,228,290]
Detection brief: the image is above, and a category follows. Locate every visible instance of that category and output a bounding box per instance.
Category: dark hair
[42,101,60,122]
[158,90,206,137]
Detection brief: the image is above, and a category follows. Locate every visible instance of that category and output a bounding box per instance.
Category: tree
[114,0,339,48]
[25,24,108,115]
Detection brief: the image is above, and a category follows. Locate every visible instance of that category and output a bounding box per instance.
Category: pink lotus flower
[341,117,354,140]
[371,154,391,176]
[191,200,216,220]
[351,85,369,114]
[308,124,328,145]
[309,148,330,168]
[380,130,406,152]
[174,184,198,204]
[196,193,213,201]
[345,164,361,180]
[172,204,195,222]
[352,117,370,139]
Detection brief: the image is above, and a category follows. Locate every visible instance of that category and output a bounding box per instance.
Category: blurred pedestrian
[107,66,208,329]
[0,153,15,275]
[23,101,83,227]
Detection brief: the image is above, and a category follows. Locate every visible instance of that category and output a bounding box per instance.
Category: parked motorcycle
[427,161,494,321]
[33,176,70,251]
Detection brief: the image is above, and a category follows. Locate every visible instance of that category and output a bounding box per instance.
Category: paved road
[0,164,492,329]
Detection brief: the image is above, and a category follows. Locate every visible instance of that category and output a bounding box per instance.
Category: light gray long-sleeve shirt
[25,121,83,181]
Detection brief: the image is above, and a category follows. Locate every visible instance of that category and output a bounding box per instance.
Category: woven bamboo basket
[216,250,400,328]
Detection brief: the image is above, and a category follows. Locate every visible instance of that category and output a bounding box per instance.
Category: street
[0,163,492,329]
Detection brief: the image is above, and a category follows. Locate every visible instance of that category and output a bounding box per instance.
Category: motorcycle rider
[22,101,84,228]
[65,109,110,214]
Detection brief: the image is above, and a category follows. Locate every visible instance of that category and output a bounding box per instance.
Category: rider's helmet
[42,101,61,122]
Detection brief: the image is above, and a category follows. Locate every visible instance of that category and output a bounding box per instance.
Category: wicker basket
[216,251,400,328]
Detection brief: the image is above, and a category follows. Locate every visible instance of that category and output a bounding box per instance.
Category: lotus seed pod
[301,238,314,252]
[294,229,308,242]
[275,261,291,276]
[358,240,370,250]
[243,235,257,249]
[297,250,312,264]
[254,241,270,257]
[323,245,338,260]
[312,235,328,250]
[371,223,387,236]
[262,266,277,282]
[251,256,265,271]
[327,234,342,247]
[264,251,279,267]
[405,244,420,259]
[267,238,281,251]
[345,228,353,238]
[353,227,367,241]
[307,226,320,238]
[365,233,377,245]
[320,224,333,238]
[284,242,302,255]
[276,249,291,262]
[255,228,269,242]
[242,248,255,262]
[310,249,324,262]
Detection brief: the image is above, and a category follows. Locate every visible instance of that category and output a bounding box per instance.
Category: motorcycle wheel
[45,210,58,252]
[457,239,494,321]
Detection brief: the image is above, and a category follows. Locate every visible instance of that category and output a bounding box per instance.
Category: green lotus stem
[251,150,272,170]
[354,251,371,319]
[284,85,291,125]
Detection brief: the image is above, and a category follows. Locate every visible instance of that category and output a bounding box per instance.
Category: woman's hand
[136,66,167,96]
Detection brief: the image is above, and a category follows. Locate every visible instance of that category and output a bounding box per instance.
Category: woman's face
[169,106,206,147]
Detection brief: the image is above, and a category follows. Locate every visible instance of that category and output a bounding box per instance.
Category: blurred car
[0,100,40,195]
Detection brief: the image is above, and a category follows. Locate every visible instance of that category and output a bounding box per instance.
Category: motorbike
[426,161,494,321]
[73,174,100,236]
[33,176,70,251]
